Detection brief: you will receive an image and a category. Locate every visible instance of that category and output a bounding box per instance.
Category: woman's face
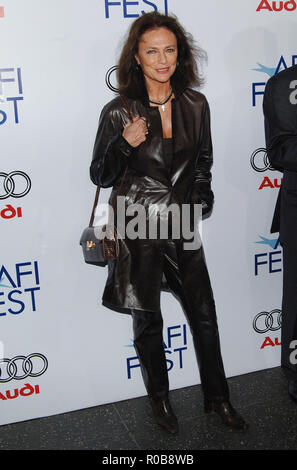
[135,27,178,87]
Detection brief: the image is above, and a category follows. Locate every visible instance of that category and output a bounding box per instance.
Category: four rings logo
[253,309,282,349]
[0,353,48,383]
[250,148,282,190]
[0,171,31,220]
[250,148,275,172]
[253,309,282,333]
[105,66,119,93]
[0,171,31,199]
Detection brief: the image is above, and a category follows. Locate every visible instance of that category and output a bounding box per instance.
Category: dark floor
[0,367,296,451]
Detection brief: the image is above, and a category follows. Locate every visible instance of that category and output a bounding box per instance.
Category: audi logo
[0,171,31,200]
[253,309,282,334]
[105,65,119,93]
[0,353,48,383]
[250,148,276,173]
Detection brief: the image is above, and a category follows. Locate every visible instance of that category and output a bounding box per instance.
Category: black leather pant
[132,240,230,403]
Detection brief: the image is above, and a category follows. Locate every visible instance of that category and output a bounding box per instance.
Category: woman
[90,12,248,433]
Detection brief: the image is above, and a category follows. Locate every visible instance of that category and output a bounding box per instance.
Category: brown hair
[116,12,207,99]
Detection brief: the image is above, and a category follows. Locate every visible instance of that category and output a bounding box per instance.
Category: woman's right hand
[122,116,148,148]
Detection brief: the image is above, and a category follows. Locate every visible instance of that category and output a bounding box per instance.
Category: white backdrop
[0,0,294,426]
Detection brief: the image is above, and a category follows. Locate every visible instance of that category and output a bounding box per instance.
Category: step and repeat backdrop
[1,0,295,426]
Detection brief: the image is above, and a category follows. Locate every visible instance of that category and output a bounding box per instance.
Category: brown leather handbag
[80,96,132,266]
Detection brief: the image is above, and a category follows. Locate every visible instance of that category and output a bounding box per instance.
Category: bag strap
[89,95,132,227]
[120,95,133,121]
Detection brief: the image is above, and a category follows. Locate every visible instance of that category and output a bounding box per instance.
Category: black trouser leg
[163,241,230,403]
[132,309,169,400]
[281,244,297,380]
[183,297,230,403]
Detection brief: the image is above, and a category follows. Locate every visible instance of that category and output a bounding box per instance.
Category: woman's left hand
[122,115,148,148]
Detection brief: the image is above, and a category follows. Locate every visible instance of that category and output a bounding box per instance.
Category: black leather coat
[90,84,214,314]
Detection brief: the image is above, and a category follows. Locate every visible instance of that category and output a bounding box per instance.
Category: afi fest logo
[126,324,188,380]
[0,68,24,125]
[251,54,297,107]
[0,261,41,317]
[104,0,169,18]
[250,148,282,191]
[256,0,297,11]
[254,235,282,276]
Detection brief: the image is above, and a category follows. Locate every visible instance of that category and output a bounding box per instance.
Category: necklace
[149,88,173,111]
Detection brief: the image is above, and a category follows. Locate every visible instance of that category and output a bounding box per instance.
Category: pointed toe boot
[150,397,179,434]
[205,400,248,430]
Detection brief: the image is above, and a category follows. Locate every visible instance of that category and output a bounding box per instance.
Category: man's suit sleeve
[263,75,297,172]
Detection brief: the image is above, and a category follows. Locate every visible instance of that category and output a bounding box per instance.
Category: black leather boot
[132,310,179,433]
[150,396,179,434]
[204,400,248,430]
